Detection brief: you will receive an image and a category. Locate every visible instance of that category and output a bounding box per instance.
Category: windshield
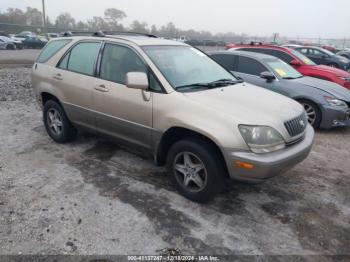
[142,45,237,89]
[265,59,303,79]
[291,50,315,65]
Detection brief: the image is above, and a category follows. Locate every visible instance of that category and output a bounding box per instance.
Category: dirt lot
[0,67,350,258]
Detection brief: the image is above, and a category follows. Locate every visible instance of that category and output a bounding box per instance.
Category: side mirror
[290,59,302,67]
[260,71,276,82]
[126,72,149,90]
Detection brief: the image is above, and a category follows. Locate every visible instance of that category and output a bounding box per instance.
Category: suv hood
[314,65,350,77]
[293,76,350,101]
[182,82,303,126]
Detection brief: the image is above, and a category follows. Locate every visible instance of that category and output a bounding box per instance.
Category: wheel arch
[41,92,62,106]
[295,97,323,127]
[155,126,229,178]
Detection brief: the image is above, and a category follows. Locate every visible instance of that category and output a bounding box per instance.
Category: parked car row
[225,43,350,89]
[0,31,49,50]
[210,50,350,128]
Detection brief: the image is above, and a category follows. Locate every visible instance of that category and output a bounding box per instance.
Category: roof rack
[103,31,158,38]
[61,31,106,37]
[61,30,157,38]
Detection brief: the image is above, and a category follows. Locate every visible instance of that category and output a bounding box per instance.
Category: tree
[159,22,178,38]
[55,12,75,29]
[87,16,110,30]
[150,25,158,35]
[0,8,26,24]
[104,8,126,30]
[76,20,88,31]
[129,21,149,34]
[25,7,43,26]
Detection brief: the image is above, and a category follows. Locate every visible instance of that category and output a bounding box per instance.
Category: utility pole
[42,0,46,33]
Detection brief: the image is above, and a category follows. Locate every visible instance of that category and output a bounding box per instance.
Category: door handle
[53,73,63,80]
[94,84,109,92]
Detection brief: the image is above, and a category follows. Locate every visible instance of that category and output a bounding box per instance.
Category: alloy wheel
[47,108,63,136]
[302,103,316,125]
[173,152,208,193]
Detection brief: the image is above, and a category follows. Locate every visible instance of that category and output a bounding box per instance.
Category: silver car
[210,50,350,128]
[32,32,314,202]
[0,36,16,50]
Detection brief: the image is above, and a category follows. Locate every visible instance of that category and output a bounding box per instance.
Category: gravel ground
[0,67,350,259]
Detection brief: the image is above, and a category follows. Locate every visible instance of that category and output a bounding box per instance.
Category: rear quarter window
[37,39,71,63]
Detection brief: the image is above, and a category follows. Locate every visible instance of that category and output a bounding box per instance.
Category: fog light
[235,161,254,170]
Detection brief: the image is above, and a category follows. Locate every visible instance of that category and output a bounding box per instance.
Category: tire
[6,44,15,50]
[298,99,322,129]
[43,100,77,143]
[166,138,226,203]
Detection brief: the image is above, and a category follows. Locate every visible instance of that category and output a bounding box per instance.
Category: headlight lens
[324,96,348,107]
[239,125,285,154]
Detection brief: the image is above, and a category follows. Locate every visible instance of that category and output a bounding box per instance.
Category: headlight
[324,96,348,107]
[239,125,285,154]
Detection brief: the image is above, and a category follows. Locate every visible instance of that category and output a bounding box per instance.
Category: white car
[0,36,16,50]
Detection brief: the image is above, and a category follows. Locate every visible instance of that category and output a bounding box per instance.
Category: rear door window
[237,56,268,76]
[37,39,71,63]
[58,42,101,76]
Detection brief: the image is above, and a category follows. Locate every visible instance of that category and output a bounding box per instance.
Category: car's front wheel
[299,99,322,128]
[43,100,77,143]
[166,138,225,203]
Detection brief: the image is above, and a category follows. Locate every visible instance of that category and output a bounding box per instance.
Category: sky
[1,0,349,38]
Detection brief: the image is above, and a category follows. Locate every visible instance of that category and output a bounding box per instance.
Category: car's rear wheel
[43,100,77,143]
[166,138,225,203]
[299,99,321,128]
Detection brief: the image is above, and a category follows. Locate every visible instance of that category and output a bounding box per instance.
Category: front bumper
[320,105,350,128]
[223,125,314,183]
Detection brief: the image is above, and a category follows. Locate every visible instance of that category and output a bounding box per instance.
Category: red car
[225,44,350,89]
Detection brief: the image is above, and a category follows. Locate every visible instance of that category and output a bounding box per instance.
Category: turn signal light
[235,161,254,170]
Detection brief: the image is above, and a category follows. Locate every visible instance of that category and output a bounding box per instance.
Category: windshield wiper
[207,78,243,87]
[176,79,243,90]
[176,83,212,90]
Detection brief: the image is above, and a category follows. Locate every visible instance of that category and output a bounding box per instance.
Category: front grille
[286,135,305,146]
[284,113,308,137]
